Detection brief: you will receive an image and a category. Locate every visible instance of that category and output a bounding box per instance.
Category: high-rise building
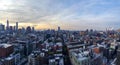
[13,26,16,31]
[6,20,9,30]
[58,26,60,32]
[16,22,18,31]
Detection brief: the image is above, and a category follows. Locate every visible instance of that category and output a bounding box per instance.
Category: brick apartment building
[0,44,14,58]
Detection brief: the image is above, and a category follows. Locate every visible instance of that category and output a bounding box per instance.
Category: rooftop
[0,44,12,48]
[5,56,14,60]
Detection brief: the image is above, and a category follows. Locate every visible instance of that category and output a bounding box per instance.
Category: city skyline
[0,0,120,30]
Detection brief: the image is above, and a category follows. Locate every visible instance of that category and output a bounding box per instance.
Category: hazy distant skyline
[0,0,120,30]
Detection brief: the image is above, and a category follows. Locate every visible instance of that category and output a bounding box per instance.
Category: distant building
[57,26,61,37]
[58,26,60,32]
[9,26,13,31]
[16,22,18,32]
[21,27,26,34]
[9,26,14,33]
[6,20,9,31]
[0,24,5,31]
[26,26,32,33]
[13,26,16,31]
[32,27,35,32]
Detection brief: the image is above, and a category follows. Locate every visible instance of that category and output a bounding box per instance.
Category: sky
[0,0,120,30]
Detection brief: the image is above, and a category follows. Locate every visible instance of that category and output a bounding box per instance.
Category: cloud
[0,0,120,30]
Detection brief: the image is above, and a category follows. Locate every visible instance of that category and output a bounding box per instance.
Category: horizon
[0,21,118,31]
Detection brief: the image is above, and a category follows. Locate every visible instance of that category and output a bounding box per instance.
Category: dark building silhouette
[0,24,5,31]
[16,22,18,32]
[26,26,32,33]
[6,20,9,31]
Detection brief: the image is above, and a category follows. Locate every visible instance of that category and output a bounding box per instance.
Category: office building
[58,26,60,32]
[6,20,9,30]
[13,26,16,31]
[0,24,5,31]
[16,22,18,32]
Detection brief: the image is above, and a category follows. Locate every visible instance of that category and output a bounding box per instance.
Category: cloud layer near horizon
[0,0,120,30]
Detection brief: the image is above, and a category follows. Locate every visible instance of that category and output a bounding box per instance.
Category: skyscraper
[6,20,9,30]
[16,22,18,31]
[58,26,60,32]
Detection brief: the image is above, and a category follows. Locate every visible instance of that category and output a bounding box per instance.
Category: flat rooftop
[0,44,12,48]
